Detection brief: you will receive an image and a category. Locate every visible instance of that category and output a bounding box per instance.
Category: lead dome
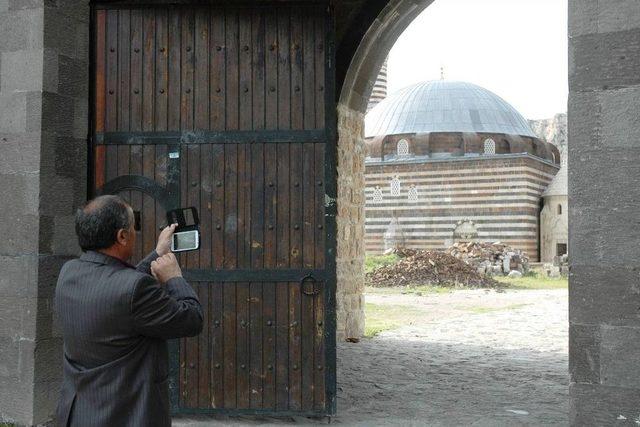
[366,80,536,138]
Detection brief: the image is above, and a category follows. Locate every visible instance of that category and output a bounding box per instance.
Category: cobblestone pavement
[174,289,568,426]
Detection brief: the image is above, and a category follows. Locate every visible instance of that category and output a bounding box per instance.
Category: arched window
[390,176,401,196]
[558,204,562,215]
[483,138,496,155]
[397,139,409,156]
[373,186,383,203]
[407,184,418,202]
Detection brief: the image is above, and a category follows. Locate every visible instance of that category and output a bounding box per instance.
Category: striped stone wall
[364,155,559,261]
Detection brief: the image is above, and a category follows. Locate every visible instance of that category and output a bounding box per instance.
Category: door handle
[300,274,320,296]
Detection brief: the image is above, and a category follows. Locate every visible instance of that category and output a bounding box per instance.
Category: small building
[540,156,568,262]
[364,80,561,261]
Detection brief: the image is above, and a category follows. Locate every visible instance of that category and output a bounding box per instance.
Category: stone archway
[334,0,435,340]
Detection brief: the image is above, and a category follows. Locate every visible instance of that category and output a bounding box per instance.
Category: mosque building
[364,79,563,261]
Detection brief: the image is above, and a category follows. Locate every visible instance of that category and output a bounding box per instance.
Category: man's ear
[116,228,129,246]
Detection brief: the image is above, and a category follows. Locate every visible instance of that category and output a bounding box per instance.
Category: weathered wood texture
[93,5,330,414]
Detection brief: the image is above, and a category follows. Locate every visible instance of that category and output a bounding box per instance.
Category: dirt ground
[174,288,568,426]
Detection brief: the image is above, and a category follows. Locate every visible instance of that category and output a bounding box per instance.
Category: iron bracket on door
[300,274,320,296]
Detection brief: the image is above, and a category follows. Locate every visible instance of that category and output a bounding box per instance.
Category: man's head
[75,195,137,260]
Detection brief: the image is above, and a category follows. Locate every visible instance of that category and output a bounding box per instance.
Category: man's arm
[131,274,203,339]
[135,251,159,275]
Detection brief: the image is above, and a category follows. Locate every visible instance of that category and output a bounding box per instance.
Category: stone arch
[335,0,437,340]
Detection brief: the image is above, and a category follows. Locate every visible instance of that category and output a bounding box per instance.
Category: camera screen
[173,231,197,250]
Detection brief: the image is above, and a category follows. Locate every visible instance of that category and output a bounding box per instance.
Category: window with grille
[484,138,496,155]
[373,186,383,203]
[408,185,418,202]
[390,176,401,195]
[397,139,409,156]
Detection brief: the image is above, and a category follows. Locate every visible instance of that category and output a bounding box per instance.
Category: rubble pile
[543,254,569,278]
[445,242,530,276]
[367,249,500,288]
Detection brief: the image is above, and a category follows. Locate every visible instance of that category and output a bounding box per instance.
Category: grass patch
[459,303,531,314]
[365,254,400,274]
[364,302,425,338]
[495,271,567,290]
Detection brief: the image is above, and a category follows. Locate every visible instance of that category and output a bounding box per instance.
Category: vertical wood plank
[288,281,302,411]
[197,284,211,409]
[181,9,195,131]
[95,10,106,134]
[249,280,263,408]
[194,10,210,130]
[223,282,237,408]
[225,9,239,131]
[290,9,303,131]
[130,146,143,262]
[200,145,212,270]
[142,9,155,131]
[302,10,316,130]
[252,9,266,131]
[210,9,225,131]
[264,10,278,130]
[142,144,156,256]
[105,10,118,131]
[262,281,276,409]
[239,10,252,131]
[275,281,289,410]
[236,281,250,409]
[167,10,181,130]
[314,12,325,129]
[211,281,225,408]
[315,144,325,268]
[94,10,107,191]
[212,144,225,270]
[277,7,291,130]
[117,9,130,131]
[155,9,168,131]
[130,9,143,132]
[313,285,325,411]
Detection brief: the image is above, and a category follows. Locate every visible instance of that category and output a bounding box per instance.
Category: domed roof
[543,158,567,197]
[365,80,536,139]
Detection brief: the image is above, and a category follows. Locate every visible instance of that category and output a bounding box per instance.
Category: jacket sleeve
[135,250,159,275]
[131,274,203,339]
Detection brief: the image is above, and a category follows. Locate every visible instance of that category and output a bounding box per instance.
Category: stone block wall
[0,1,88,424]
[568,0,640,424]
[336,104,366,341]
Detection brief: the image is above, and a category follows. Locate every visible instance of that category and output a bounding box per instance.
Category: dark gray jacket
[54,250,203,427]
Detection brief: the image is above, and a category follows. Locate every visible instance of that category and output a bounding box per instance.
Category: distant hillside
[528,113,567,157]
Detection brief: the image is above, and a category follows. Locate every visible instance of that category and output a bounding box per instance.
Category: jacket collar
[80,250,134,269]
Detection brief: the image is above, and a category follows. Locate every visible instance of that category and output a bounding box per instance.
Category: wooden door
[92,3,336,416]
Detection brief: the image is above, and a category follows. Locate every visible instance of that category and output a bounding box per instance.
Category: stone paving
[175,289,569,426]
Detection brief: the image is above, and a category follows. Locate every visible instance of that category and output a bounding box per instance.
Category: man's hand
[151,252,183,284]
[156,223,178,256]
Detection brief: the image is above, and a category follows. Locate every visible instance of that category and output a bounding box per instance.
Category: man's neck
[97,247,128,263]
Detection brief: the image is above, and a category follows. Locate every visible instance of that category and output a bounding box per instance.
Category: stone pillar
[336,104,366,341]
[0,1,89,424]
[568,0,640,424]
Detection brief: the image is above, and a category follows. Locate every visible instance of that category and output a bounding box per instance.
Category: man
[54,195,203,427]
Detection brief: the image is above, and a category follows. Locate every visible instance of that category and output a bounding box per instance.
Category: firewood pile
[445,242,529,276]
[366,249,500,288]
